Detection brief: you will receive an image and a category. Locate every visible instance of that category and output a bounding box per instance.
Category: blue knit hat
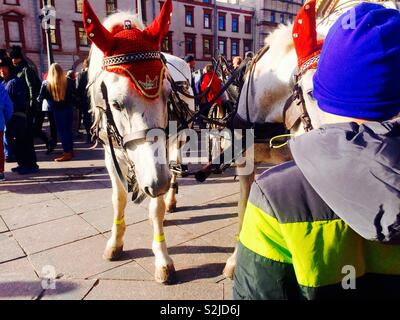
[313,3,400,120]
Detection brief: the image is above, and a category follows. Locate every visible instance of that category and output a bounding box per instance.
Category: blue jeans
[52,107,73,153]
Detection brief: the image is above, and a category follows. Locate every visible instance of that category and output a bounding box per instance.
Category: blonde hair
[47,63,67,102]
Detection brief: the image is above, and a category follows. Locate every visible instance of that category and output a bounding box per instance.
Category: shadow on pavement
[164,212,237,226]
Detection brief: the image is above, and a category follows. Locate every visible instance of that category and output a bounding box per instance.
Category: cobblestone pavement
[0,134,251,300]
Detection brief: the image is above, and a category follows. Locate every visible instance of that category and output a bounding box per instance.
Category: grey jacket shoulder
[249,161,339,224]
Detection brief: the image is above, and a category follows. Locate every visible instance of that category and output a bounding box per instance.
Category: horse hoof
[166,203,177,213]
[223,262,236,280]
[155,264,176,284]
[103,246,123,261]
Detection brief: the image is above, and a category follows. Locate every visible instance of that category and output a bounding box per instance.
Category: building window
[280,13,285,24]
[204,10,212,29]
[271,12,276,23]
[106,0,117,15]
[231,39,239,57]
[218,13,226,31]
[162,32,173,54]
[218,38,226,56]
[185,6,194,27]
[203,35,213,58]
[75,0,82,13]
[232,15,239,33]
[185,33,196,57]
[3,0,20,5]
[243,39,252,54]
[2,11,25,49]
[244,16,251,34]
[75,21,90,50]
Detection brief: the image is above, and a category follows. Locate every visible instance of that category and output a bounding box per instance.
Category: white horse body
[87,6,193,283]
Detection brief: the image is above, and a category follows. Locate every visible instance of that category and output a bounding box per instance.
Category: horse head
[84,0,173,198]
[284,0,325,136]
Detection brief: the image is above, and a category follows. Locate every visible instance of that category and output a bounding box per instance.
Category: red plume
[293,0,322,70]
[82,0,115,55]
[143,0,172,44]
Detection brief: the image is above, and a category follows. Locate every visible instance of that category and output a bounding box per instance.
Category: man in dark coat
[9,46,53,151]
[76,58,92,142]
[0,56,39,174]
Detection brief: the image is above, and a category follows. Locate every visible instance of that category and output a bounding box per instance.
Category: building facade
[0,0,257,74]
[1,1,398,75]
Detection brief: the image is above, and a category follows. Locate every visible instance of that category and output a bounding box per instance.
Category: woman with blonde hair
[37,63,76,161]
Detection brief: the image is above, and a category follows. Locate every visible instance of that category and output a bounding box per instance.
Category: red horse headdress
[82,0,172,99]
[292,0,323,76]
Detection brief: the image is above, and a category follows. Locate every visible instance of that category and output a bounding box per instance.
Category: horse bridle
[94,51,167,203]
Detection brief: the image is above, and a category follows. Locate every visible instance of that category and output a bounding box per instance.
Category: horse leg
[103,153,128,261]
[223,166,255,279]
[165,139,182,213]
[150,196,176,284]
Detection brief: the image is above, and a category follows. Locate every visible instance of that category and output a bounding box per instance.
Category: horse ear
[143,0,172,45]
[82,0,115,54]
[293,0,321,68]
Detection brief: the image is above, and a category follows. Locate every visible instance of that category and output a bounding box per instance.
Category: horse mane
[264,23,294,55]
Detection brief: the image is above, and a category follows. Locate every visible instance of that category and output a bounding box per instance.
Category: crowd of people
[0,46,92,181]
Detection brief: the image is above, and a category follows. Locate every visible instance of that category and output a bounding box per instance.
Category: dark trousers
[52,107,74,153]
[0,131,4,173]
[29,109,58,143]
[79,103,92,135]
[6,114,38,169]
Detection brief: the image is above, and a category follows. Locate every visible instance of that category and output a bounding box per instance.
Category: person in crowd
[232,56,242,71]
[9,46,54,153]
[67,69,81,139]
[234,2,400,300]
[76,59,92,143]
[200,64,223,111]
[37,63,76,162]
[0,84,13,181]
[0,57,39,174]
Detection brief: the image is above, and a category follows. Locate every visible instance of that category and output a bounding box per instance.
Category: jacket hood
[290,119,400,243]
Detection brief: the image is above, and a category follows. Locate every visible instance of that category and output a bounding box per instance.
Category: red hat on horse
[82,0,172,98]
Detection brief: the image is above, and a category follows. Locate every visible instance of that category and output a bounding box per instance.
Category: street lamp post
[213,0,218,60]
[41,0,55,68]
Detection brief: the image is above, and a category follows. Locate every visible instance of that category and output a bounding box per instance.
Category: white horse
[223,0,397,278]
[85,0,190,284]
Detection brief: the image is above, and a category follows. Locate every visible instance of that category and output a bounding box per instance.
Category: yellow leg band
[154,234,166,243]
[114,218,125,225]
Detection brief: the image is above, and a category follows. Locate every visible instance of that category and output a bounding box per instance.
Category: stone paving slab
[222,280,233,300]
[0,183,57,212]
[41,279,97,300]
[166,194,238,239]
[11,215,99,255]
[28,235,130,279]
[199,223,238,251]
[0,217,8,233]
[0,258,42,300]
[91,261,153,281]
[84,280,224,300]
[0,198,76,231]
[80,203,149,233]
[0,233,26,264]
[59,189,112,214]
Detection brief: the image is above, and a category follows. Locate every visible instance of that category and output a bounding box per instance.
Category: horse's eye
[112,101,122,111]
[307,90,315,101]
